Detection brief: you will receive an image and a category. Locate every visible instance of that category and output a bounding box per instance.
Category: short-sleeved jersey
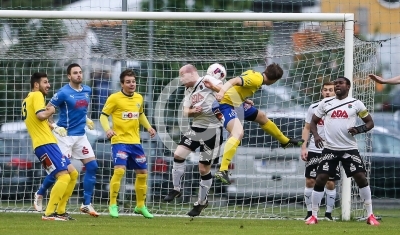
[314,96,369,150]
[220,70,263,107]
[22,91,57,149]
[183,75,223,128]
[305,101,325,153]
[101,91,144,144]
[49,84,91,136]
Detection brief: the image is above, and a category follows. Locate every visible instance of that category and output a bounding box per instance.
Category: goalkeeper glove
[86,118,95,130]
[51,123,67,137]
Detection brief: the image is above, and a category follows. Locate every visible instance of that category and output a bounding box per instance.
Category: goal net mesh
[0,17,379,219]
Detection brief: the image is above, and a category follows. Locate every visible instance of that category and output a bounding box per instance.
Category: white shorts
[54,134,95,160]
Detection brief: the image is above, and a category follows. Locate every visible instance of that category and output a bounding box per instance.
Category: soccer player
[301,81,339,221]
[368,74,400,84]
[306,76,379,226]
[34,63,99,217]
[100,69,156,219]
[205,63,304,184]
[23,72,78,221]
[163,64,224,217]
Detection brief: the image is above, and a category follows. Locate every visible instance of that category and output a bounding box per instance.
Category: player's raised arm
[215,76,242,101]
[368,74,400,85]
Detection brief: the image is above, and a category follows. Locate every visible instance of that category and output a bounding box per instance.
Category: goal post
[0,10,376,220]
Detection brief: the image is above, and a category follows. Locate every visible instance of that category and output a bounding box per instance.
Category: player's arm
[100,95,117,139]
[348,109,374,136]
[301,122,310,161]
[310,114,324,149]
[31,92,55,121]
[36,106,55,121]
[138,99,156,138]
[46,93,68,136]
[183,106,202,117]
[368,74,400,85]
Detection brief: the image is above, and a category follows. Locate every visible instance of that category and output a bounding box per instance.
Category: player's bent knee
[326,180,336,190]
[174,145,192,160]
[69,169,79,181]
[198,162,212,175]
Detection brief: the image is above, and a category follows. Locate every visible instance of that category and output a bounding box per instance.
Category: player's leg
[342,150,379,226]
[303,152,319,220]
[306,149,339,225]
[108,144,128,218]
[35,144,71,221]
[56,162,79,220]
[34,134,72,211]
[73,135,99,217]
[215,104,243,184]
[130,144,153,219]
[164,130,200,202]
[188,127,222,217]
[251,106,304,148]
[324,165,340,221]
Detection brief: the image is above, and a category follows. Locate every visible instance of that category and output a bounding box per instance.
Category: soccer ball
[207,63,226,81]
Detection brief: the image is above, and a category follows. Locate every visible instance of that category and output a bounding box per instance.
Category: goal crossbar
[0,10,353,21]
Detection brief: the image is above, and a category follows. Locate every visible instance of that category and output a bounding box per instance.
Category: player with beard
[306,76,379,226]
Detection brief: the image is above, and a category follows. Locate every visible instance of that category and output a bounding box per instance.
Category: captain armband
[354,124,369,134]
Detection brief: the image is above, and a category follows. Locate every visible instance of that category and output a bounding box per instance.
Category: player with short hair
[306,76,379,225]
[163,64,224,217]
[34,63,99,218]
[23,72,78,221]
[301,81,339,221]
[100,69,156,219]
[205,63,304,184]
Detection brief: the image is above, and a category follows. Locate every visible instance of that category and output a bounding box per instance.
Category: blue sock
[37,174,56,196]
[83,160,98,205]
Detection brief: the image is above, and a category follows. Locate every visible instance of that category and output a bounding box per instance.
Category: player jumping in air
[163,64,224,217]
[204,63,304,184]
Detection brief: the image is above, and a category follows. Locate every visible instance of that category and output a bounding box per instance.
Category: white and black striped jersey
[314,96,369,150]
[305,101,325,153]
[183,75,223,128]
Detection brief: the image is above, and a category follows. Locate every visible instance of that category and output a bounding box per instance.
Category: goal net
[0,11,379,219]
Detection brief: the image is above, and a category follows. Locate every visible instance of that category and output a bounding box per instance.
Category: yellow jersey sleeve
[101,94,116,116]
[240,70,263,89]
[139,98,144,114]
[32,92,46,114]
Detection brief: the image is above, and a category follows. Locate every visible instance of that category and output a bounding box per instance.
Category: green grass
[0,212,399,235]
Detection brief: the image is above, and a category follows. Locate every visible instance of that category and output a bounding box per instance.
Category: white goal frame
[0,10,355,221]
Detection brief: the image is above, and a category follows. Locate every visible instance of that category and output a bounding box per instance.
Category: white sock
[311,190,325,217]
[198,172,212,205]
[359,185,373,217]
[172,161,185,191]
[304,187,313,212]
[325,188,336,213]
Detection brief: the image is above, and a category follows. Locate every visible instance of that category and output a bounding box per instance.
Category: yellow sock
[220,137,240,171]
[56,170,78,214]
[260,120,289,144]
[45,173,70,216]
[135,174,148,208]
[109,168,125,205]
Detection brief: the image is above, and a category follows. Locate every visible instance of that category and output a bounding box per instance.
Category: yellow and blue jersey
[101,91,144,144]
[22,91,57,149]
[220,70,264,107]
[49,84,91,136]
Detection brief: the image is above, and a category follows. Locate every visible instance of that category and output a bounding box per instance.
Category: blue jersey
[50,84,91,136]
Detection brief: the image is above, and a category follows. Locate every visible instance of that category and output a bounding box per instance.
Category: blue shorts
[34,144,70,177]
[213,101,258,128]
[112,144,147,170]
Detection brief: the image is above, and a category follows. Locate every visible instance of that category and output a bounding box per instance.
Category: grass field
[0,211,399,235]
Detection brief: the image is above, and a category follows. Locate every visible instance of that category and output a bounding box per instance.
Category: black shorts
[305,151,340,180]
[317,148,366,178]
[179,126,223,165]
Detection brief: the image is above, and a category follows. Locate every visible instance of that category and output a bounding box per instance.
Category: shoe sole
[163,192,182,202]
[42,217,67,221]
[80,208,100,217]
[215,174,231,185]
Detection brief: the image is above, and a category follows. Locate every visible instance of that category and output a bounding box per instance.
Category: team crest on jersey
[348,104,352,108]
[136,103,141,108]
[199,85,204,90]
[85,93,89,98]
[122,112,139,119]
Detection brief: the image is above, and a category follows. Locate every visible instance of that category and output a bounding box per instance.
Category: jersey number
[22,102,27,120]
